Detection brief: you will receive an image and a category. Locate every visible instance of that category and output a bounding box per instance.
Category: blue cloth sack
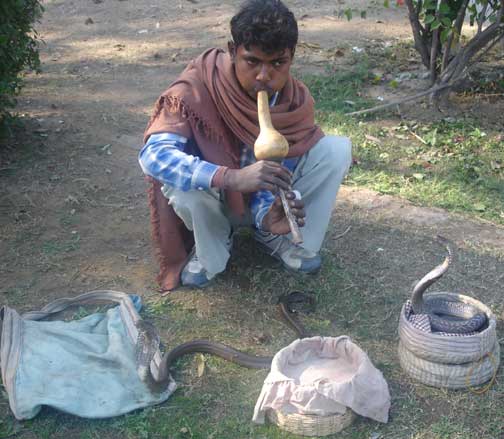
[0,290,176,420]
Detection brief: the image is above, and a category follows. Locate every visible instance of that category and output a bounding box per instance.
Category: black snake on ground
[410,236,487,334]
[135,291,314,393]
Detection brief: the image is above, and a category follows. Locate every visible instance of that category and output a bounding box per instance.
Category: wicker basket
[398,292,500,388]
[398,340,500,388]
[266,408,356,437]
[398,292,497,364]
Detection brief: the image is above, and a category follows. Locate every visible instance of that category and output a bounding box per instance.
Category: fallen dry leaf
[365,134,382,144]
[298,41,321,50]
[490,160,502,170]
[196,353,206,377]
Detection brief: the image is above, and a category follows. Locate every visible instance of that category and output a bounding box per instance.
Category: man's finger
[264,161,293,176]
[262,172,290,191]
[261,182,278,193]
[290,207,306,218]
[272,177,291,191]
[273,170,292,186]
[288,199,304,209]
[264,163,292,183]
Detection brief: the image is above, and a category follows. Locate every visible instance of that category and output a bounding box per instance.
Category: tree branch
[429,0,446,84]
[416,0,427,33]
[471,32,504,65]
[346,1,504,117]
[442,0,471,70]
[498,0,504,22]
[441,21,504,84]
[405,0,431,68]
[345,83,453,116]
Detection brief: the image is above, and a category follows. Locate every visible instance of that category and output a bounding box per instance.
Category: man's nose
[256,64,271,82]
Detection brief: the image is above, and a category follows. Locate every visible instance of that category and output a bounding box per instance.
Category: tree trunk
[405,0,431,68]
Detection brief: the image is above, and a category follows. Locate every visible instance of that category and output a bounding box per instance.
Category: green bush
[0,0,43,123]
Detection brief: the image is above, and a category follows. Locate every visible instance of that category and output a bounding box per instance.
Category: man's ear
[228,41,236,61]
[291,47,296,59]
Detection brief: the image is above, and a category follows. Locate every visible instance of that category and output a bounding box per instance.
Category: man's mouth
[253,84,274,95]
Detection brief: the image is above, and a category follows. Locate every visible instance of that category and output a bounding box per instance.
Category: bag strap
[21,290,134,321]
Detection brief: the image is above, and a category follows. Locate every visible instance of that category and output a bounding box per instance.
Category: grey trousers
[162,135,352,276]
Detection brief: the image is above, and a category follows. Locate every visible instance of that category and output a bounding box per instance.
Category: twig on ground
[409,130,428,144]
[70,263,93,281]
[332,225,352,240]
[345,83,453,116]
[145,313,171,321]
[476,93,504,98]
[379,305,402,323]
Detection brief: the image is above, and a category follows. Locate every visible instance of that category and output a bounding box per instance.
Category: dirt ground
[0,0,414,307]
[0,0,503,435]
[1,0,502,306]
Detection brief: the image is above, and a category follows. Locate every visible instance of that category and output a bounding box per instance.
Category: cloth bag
[0,290,176,420]
[253,336,390,424]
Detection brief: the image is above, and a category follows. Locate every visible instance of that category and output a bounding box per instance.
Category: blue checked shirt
[139,92,297,230]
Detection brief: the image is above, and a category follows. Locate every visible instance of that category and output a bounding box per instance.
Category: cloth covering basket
[253,336,390,437]
[0,290,176,420]
[398,292,500,389]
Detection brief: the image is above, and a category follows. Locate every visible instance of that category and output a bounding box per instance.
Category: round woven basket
[398,292,497,364]
[398,339,500,389]
[266,408,356,437]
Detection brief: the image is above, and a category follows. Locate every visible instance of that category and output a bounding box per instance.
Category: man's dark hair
[230,0,298,53]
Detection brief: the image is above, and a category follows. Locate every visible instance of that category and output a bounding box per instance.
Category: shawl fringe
[146,177,170,288]
[147,95,224,146]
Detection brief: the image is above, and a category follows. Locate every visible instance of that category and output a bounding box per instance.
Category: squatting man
[139,0,352,290]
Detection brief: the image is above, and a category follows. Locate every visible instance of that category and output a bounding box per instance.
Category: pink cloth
[253,336,390,424]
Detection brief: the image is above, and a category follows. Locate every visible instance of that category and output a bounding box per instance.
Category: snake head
[436,235,453,267]
[135,319,161,368]
[411,236,454,314]
[278,291,316,314]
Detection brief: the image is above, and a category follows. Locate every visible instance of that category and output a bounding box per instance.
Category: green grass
[302,62,373,114]
[41,234,81,255]
[302,66,504,226]
[347,121,504,223]
[1,228,503,439]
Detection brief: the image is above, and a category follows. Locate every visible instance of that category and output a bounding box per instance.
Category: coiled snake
[135,291,314,393]
[410,236,487,334]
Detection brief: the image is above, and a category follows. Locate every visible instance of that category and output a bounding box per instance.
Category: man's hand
[224,161,292,193]
[262,191,305,235]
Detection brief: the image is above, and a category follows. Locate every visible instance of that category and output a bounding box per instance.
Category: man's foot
[254,231,321,274]
[181,233,233,288]
[180,251,216,288]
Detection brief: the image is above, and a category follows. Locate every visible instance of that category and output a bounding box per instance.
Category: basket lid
[253,336,390,425]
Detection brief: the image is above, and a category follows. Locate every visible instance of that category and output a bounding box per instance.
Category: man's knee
[164,185,216,205]
[316,135,352,172]
[165,187,221,217]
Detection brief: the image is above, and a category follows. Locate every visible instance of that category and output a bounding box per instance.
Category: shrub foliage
[404,0,504,87]
[0,0,43,121]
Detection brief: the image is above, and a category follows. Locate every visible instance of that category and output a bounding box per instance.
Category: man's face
[229,43,294,100]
